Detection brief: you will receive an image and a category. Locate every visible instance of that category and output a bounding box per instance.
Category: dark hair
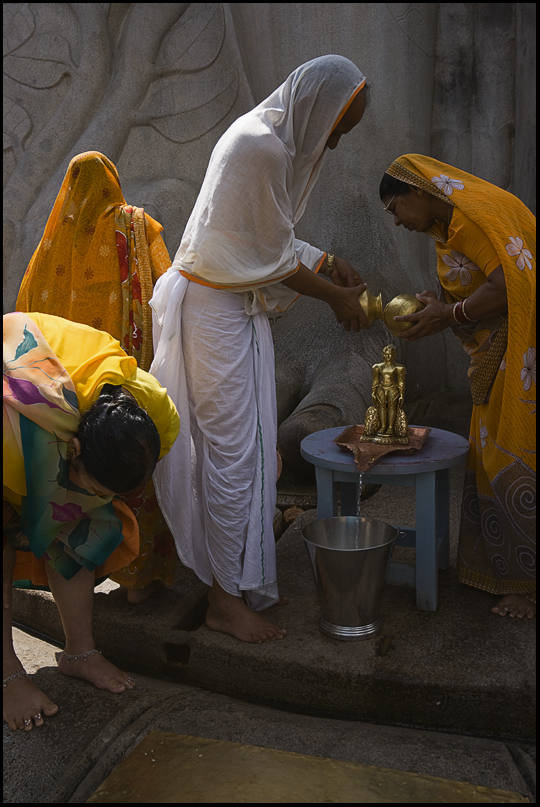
[379,173,411,202]
[76,385,161,494]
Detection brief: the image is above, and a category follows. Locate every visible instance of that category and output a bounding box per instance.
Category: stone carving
[3,3,536,471]
[3,3,250,310]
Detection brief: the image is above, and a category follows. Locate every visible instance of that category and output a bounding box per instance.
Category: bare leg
[45,564,135,692]
[206,577,287,643]
[377,387,388,434]
[491,595,536,619]
[3,542,58,731]
[387,404,397,434]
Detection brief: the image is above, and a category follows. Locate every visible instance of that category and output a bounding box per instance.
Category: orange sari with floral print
[16,151,177,589]
[387,155,536,601]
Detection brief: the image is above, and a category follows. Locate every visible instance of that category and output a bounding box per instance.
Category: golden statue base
[360,433,409,445]
[334,425,431,472]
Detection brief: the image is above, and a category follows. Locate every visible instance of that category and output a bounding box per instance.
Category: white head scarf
[173,55,366,292]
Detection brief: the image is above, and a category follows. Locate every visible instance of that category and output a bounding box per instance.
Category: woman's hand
[393,290,453,341]
[330,256,364,288]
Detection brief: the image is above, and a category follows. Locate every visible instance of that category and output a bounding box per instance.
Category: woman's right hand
[328,283,368,331]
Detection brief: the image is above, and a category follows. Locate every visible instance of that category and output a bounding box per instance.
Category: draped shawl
[385,154,536,597]
[3,312,139,580]
[174,55,365,292]
[16,151,171,371]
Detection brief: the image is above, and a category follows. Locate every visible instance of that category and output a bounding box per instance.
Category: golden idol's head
[382,344,397,363]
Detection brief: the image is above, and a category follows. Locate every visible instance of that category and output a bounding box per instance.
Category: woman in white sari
[150,55,368,642]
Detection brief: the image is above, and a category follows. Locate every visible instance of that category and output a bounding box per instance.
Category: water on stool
[355,473,363,548]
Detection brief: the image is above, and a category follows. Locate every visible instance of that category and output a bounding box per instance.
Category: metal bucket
[302,517,399,641]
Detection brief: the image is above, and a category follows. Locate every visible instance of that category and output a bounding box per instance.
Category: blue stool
[300,426,469,611]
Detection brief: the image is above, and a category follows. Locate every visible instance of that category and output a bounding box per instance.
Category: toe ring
[33,713,42,721]
[23,719,32,726]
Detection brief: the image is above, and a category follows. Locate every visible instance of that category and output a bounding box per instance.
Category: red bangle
[453,300,469,325]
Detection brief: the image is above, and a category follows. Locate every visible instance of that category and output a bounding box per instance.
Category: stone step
[12,511,535,741]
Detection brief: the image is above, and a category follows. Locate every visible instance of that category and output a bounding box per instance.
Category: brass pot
[384,294,426,336]
[358,289,384,329]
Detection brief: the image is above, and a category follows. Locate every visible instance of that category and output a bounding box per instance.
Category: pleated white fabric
[150,272,279,608]
[150,55,366,609]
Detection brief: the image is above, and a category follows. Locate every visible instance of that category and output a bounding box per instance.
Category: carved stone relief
[3,3,535,469]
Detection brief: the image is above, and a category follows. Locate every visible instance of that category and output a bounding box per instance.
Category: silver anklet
[59,649,102,663]
[3,669,28,687]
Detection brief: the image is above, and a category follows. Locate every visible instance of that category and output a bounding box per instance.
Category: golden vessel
[358,290,425,335]
[383,294,426,336]
[358,289,384,329]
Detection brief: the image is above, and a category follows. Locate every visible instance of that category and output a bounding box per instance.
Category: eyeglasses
[383,191,397,214]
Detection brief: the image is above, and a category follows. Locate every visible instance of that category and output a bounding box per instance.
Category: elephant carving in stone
[3,4,534,474]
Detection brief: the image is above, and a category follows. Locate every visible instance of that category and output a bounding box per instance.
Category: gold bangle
[322,253,334,277]
[461,298,477,323]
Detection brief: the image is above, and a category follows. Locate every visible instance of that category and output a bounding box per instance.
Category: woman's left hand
[330,256,364,288]
[393,291,453,341]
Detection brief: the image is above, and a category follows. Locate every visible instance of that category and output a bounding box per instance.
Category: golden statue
[360,345,409,444]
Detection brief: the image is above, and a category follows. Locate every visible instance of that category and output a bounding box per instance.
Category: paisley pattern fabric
[3,312,138,582]
[15,152,177,589]
[388,155,536,600]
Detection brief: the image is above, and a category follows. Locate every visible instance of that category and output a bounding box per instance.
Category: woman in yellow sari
[3,312,179,731]
[16,152,176,602]
[379,154,536,618]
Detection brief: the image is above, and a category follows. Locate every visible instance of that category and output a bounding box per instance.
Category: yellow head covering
[17,151,171,370]
[385,154,535,330]
[386,154,536,471]
[17,152,126,313]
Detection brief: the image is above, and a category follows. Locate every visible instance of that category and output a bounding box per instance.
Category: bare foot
[3,668,58,731]
[206,588,287,643]
[491,595,536,619]
[57,650,135,693]
[126,580,162,605]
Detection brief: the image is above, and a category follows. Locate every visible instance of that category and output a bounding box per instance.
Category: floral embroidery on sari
[431,174,465,195]
[442,250,481,286]
[506,236,533,270]
[521,348,536,391]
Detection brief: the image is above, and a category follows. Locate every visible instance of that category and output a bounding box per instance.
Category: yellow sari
[15,152,178,590]
[386,155,536,600]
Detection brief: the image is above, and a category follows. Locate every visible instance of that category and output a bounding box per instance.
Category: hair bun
[99,384,137,408]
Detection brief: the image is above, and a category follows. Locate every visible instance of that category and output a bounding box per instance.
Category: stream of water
[355,472,363,548]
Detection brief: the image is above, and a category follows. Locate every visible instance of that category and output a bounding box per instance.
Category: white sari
[151,55,366,608]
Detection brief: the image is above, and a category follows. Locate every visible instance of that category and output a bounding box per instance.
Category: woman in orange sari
[16,152,176,603]
[379,154,536,619]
